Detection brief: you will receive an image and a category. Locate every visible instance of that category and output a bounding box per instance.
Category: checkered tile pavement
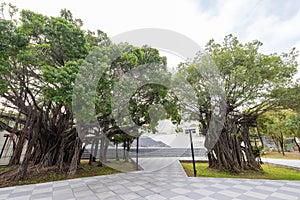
[0,158,299,200]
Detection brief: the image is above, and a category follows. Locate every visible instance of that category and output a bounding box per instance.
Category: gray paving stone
[75,195,99,200]
[185,191,205,199]
[135,189,155,197]
[244,190,269,199]
[159,189,180,198]
[53,192,75,200]
[30,192,52,199]
[0,157,299,200]
[104,196,123,200]
[0,193,9,200]
[32,187,52,194]
[170,195,194,200]
[95,191,115,199]
[0,188,13,195]
[217,189,241,198]
[8,190,33,198]
[279,186,300,194]
[7,196,30,200]
[145,194,167,200]
[193,188,215,196]
[271,192,299,200]
[209,192,236,200]
[119,192,141,200]
[53,185,71,191]
[226,187,248,194]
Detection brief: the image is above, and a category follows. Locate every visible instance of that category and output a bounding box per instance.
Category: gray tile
[30,192,52,199]
[145,194,167,200]
[208,193,235,200]
[53,190,74,200]
[185,191,205,199]
[0,157,299,200]
[243,191,269,199]
[75,195,99,200]
[0,188,13,195]
[159,190,179,198]
[8,191,33,198]
[119,193,141,200]
[7,196,30,200]
[104,196,123,200]
[0,193,9,200]
[271,191,299,199]
[135,189,155,197]
[53,185,71,191]
[111,188,129,195]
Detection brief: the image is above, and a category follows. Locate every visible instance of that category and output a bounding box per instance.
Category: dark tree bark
[89,140,95,165]
[115,143,119,161]
[294,137,300,153]
[68,137,82,177]
[9,133,26,166]
[93,139,99,162]
[18,113,41,179]
[280,132,285,156]
[206,115,262,173]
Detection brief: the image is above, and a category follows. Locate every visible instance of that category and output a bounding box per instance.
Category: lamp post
[0,134,9,159]
[185,129,197,177]
[136,135,139,171]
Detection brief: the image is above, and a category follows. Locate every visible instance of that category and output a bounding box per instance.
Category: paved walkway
[261,158,300,169]
[0,157,299,200]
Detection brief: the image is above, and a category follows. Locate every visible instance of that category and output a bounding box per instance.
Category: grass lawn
[0,159,136,188]
[181,162,300,180]
[261,152,300,160]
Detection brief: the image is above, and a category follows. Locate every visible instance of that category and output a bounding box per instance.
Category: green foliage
[206,35,296,111]
[179,34,298,132]
[258,109,300,153]
[258,109,297,137]
[42,60,82,105]
[274,83,300,112]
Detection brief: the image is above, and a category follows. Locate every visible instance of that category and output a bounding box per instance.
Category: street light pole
[0,134,9,159]
[136,135,139,171]
[186,129,197,177]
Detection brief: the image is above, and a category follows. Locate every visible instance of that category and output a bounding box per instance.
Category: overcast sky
[4,0,300,76]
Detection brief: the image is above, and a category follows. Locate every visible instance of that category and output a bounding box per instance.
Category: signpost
[185,129,197,177]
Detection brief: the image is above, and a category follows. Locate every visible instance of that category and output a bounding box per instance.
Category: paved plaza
[261,158,300,169]
[0,157,299,200]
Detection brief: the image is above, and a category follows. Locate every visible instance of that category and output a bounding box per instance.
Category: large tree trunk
[125,138,130,163]
[68,137,82,177]
[57,137,65,171]
[241,123,261,170]
[18,113,41,180]
[93,139,99,162]
[206,122,261,173]
[103,137,109,163]
[123,140,126,160]
[280,132,285,156]
[272,135,281,153]
[294,137,300,153]
[116,143,119,161]
[89,140,95,165]
[256,126,264,147]
[9,133,26,166]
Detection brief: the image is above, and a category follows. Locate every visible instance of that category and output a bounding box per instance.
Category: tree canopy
[177,34,298,172]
